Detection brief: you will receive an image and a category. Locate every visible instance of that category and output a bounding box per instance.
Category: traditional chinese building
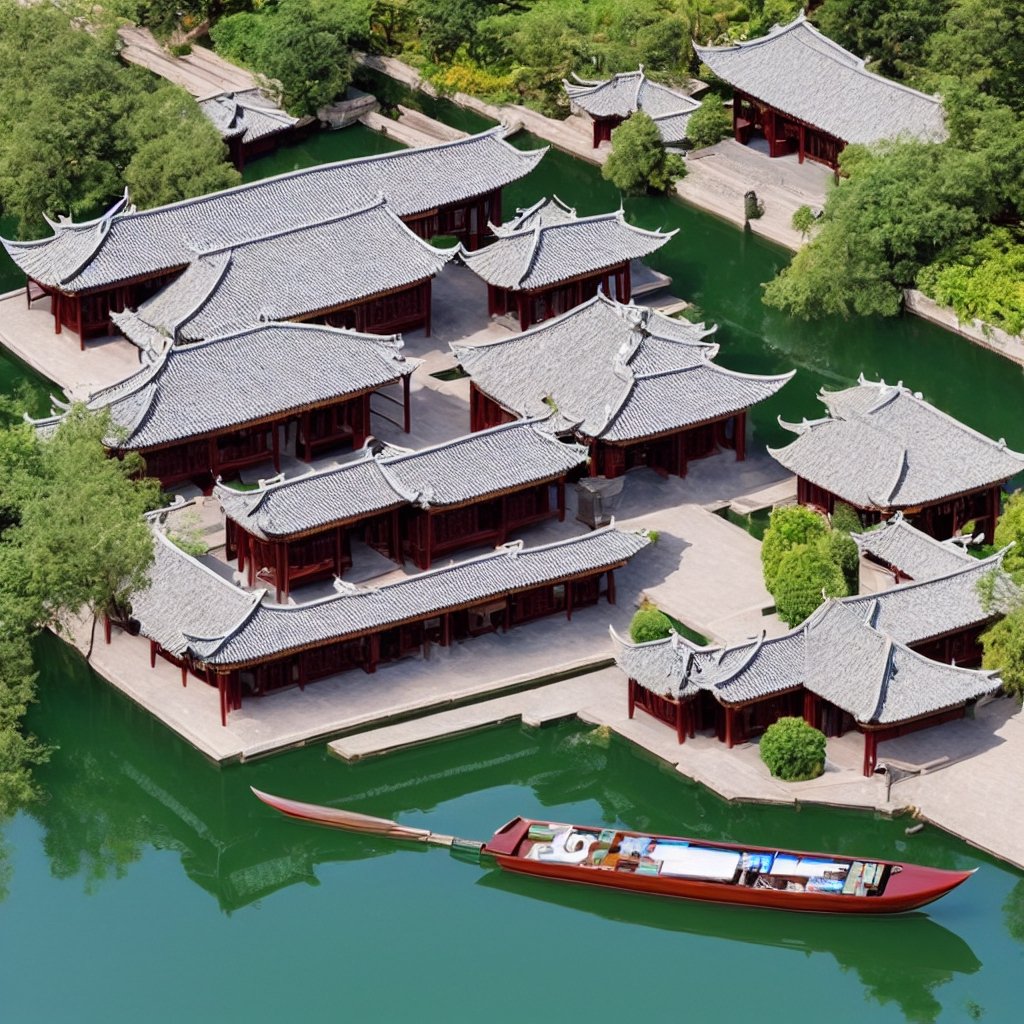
[131,523,649,724]
[1,128,544,342]
[198,90,315,171]
[563,67,701,147]
[459,199,674,330]
[216,420,589,600]
[616,570,1005,775]
[110,197,453,347]
[454,293,793,478]
[768,375,1024,541]
[694,13,947,169]
[31,323,418,489]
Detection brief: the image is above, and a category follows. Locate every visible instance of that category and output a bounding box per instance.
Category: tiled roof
[497,196,579,233]
[453,293,791,441]
[841,550,1017,647]
[693,13,946,146]
[199,90,300,144]
[563,68,700,144]
[132,527,258,657]
[135,526,650,668]
[460,205,673,291]
[854,513,976,581]
[1,128,545,292]
[216,420,589,539]
[31,323,418,450]
[111,198,453,344]
[613,587,1002,727]
[769,375,1024,510]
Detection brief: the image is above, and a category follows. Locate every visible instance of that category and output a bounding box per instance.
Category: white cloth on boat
[652,845,741,881]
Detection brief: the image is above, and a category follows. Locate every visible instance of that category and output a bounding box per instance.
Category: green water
[1,635,1021,1023]
[3,104,1024,1023]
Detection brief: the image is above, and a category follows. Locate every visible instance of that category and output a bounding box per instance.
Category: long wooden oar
[250,787,484,853]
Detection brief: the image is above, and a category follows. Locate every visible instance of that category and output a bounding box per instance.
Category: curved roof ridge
[207,319,405,348]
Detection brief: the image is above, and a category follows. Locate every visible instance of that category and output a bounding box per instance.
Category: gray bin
[575,476,625,528]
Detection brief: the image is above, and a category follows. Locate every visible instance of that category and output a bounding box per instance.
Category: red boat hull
[484,817,973,915]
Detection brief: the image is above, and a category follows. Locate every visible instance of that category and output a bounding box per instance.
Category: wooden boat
[250,788,974,915]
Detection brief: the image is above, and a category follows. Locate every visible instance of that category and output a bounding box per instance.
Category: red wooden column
[627,678,636,718]
[725,705,736,748]
[181,663,188,687]
[734,410,747,462]
[208,435,220,482]
[403,374,411,433]
[606,569,616,604]
[53,291,62,335]
[862,731,878,777]
[798,123,806,164]
[676,700,687,745]
[556,478,566,522]
[621,262,632,304]
[217,672,228,727]
[490,188,501,230]
[103,615,112,644]
[149,640,158,668]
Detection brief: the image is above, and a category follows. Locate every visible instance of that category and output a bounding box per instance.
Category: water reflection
[477,870,979,1023]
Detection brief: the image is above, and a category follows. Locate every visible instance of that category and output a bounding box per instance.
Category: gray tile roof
[110,197,453,344]
[854,513,976,581]
[1,128,544,291]
[841,549,1017,646]
[769,375,1024,510]
[132,527,259,657]
[497,196,579,233]
[693,12,947,146]
[31,323,418,450]
[199,89,300,144]
[563,68,700,144]
[613,588,1002,727]
[215,419,589,539]
[459,205,674,291]
[803,601,999,724]
[453,293,792,441]
[136,525,650,667]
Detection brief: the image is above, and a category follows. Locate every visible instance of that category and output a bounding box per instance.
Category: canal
[1,111,1023,1022]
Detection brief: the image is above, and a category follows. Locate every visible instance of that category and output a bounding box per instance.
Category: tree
[763,141,989,320]
[773,541,848,626]
[761,504,829,592]
[629,605,674,643]
[821,528,860,594]
[602,112,687,195]
[760,716,826,781]
[981,606,1024,700]
[830,501,864,535]
[791,204,817,241]
[992,491,1024,580]
[685,95,731,149]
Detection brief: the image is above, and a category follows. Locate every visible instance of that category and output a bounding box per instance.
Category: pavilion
[563,67,701,148]
[693,12,946,170]
[131,522,649,724]
[1,128,545,342]
[30,323,419,490]
[198,90,315,171]
[453,293,793,478]
[459,198,674,330]
[615,563,1007,774]
[216,419,590,600]
[768,375,1024,540]
[111,197,454,346]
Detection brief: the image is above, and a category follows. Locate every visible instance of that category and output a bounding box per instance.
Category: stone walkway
[0,290,141,397]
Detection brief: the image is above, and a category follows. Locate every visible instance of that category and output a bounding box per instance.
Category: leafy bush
[761,505,829,592]
[821,528,860,594]
[685,95,731,149]
[773,541,848,626]
[994,491,1024,580]
[169,43,192,57]
[629,605,674,644]
[792,204,817,240]
[760,717,826,781]
[917,228,1024,336]
[602,112,687,195]
[830,501,864,534]
[431,62,515,100]
[981,606,1024,700]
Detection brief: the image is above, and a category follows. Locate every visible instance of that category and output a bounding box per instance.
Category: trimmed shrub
[773,541,848,626]
[602,112,687,195]
[760,717,826,781]
[761,505,829,592]
[821,528,860,594]
[830,501,864,534]
[629,606,673,644]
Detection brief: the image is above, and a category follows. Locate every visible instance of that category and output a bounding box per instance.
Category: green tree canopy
[773,541,848,627]
[761,504,829,592]
[602,112,687,194]
[685,94,731,149]
[981,606,1024,700]
[992,491,1024,581]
